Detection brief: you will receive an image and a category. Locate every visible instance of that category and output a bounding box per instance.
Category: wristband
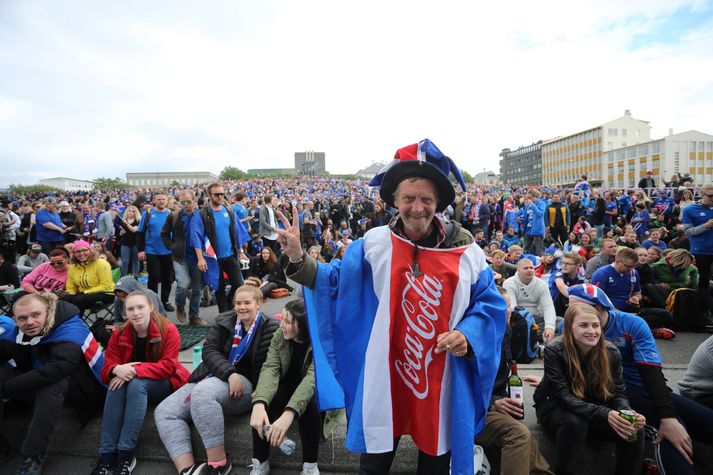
[289,252,306,264]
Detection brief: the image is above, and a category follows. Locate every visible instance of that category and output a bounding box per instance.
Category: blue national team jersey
[592,264,641,310]
[682,203,713,254]
[138,209,171,255]
[603,310,662,389]
[548,270,584,300]
[212,209,234,259]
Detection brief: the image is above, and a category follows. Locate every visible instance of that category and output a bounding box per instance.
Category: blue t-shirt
[631,210,649,236]
[642,239,666,251]
[592,264,641,310]
[212,209,234,259]
[604,200,617,227]
[682,203,713,254]
[35,209,64,243]
[232,204,249,234]
[603,310,662,389]
[138,209,171,255]
[548,270,585,300]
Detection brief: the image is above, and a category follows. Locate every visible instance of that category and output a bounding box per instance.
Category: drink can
[619,409,638,442]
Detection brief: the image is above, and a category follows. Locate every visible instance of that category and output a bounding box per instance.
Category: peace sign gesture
[275,209,303,261]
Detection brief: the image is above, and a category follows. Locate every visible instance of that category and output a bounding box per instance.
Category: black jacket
[161,210,191,262]
[533,338,629,423]
[0,300,106,425]
[198,205,240,260]
[248,254,293,291]
[189,310,279,386]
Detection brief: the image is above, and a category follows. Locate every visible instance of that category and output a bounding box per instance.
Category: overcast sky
[1,0,712,187]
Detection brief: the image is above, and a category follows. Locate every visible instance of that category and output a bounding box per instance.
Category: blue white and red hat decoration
[369,139,467,212]
[567,283,614,310]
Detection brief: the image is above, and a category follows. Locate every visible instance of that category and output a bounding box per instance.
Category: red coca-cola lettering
[394,270,443,399]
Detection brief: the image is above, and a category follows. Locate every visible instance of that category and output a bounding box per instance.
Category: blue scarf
[227,312,262,366]
[0,315,105,386]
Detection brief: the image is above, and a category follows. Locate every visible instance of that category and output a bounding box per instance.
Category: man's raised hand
[275,210,303,261]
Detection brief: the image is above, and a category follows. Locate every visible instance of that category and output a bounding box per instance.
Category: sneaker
[179,463,206,475]
[0,436,15,465]
[90,460,114,475]
[249,458,270,475]
[205,460,233,475]
[176,307,188,323]
[652,328,676,340]
[190,316,206,326]
[301,462,320,475]
[114,456,136,475]
[164,302,176,312]
[16,453,45,475]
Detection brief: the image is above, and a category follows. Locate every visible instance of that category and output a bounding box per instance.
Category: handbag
[269,288,290,299]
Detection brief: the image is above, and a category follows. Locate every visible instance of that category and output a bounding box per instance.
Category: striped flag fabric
[303,226,507,474]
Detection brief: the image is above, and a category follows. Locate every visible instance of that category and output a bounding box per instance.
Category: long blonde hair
[562,303,613,400]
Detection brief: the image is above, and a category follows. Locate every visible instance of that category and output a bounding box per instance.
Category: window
[690,141,696,152]
[635,129,640,138]
[707,142,713,152]
[622,129,627,137]
[639,144,649,156]
[652,142,660,154]
[607,141,613,150]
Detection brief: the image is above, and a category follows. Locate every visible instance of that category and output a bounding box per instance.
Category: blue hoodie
[524,198,546,237]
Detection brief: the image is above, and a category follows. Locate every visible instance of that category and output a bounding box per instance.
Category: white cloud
[1,0,712,187]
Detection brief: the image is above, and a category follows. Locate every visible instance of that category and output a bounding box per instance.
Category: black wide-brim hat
[369,139,467,213]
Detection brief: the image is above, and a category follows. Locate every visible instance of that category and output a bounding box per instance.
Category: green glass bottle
[508,362,524,420]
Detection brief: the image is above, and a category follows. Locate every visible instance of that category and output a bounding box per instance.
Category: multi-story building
[542,110,651,187]
[294,151,326,176]
[602,130,713,189]
[499,141,542,186]
[125,171,218,187]
[473,171,499,185]
[39,177,95,191]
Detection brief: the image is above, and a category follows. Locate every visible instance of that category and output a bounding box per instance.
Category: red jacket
[101,317,189,391]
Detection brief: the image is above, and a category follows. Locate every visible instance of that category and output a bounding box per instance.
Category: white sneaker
[301,462,320,475]
[249,458,270,475]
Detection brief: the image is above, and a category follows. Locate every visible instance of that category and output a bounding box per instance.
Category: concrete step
[4,407,712,474]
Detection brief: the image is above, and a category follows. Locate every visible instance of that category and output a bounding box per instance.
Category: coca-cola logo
[394,269,444,400]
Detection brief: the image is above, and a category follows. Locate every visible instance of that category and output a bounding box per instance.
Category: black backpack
[509,306,538,363]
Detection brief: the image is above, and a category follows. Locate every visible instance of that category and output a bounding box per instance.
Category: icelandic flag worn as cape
[303,226,506,475]
[202,236,220,290]
[0,315,105,386]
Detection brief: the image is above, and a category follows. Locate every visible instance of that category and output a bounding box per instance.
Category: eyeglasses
[180,200,193,205]
[562,261,577,266]
[49,260,65,266]
[212,193,225,197]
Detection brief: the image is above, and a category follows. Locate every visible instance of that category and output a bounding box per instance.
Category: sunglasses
[212,193,225,197]
[49,260,66,266]
[180,200,193,205]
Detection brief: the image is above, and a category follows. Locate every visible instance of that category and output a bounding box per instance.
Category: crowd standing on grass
[0,149,712,474]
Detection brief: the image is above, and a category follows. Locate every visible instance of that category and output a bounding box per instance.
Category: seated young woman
[92,291,189,475]
[62,240,115,315]
[154,279,279,475]
[534,303,646,475]
[249,299,321,475]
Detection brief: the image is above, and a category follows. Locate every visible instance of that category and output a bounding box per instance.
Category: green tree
[93,177,132,190]
[7,184,61,194]
[219,166,247,180]
[461,170,474,184]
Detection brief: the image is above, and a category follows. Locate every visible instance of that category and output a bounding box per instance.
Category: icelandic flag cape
[303,226,506,475]
[203,236,220,290]
[0,315,106,386]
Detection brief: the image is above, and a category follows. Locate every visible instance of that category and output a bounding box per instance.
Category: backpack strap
[443,221,462,247]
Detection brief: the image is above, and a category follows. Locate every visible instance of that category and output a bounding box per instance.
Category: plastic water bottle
[192,346,202,369]
[263,425,296,455]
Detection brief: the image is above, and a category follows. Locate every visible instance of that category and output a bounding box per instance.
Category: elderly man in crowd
[274,139,506,475]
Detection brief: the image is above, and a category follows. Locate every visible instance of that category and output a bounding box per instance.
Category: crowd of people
[1,147,713,475]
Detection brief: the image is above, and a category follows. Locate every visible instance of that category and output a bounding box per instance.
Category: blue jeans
[173,260,203,317]
[120,245,139,277]
[99,378,172,454]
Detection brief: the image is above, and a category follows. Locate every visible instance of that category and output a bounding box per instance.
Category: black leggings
[358,438,450,475]
[251,382,320,463]
[541,406,644,475]
[216,255,243,313]
[146,253,174,304]
[62,292,114,315]
[640,283,669,309]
